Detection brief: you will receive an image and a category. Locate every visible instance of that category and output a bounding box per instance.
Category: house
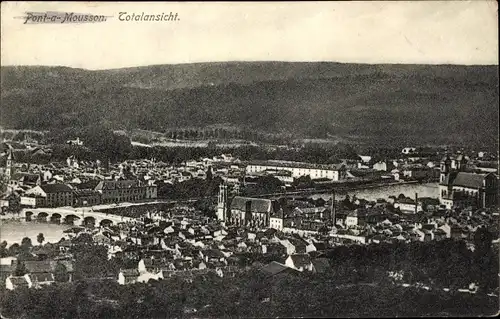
[5,274,32,290]
[8,173,42,189]
[402,147,416,155]
[345,209,367,227]
[373,161,389,172]
[260,261,300,278]
[0,192,20,212]
[285,254,314,272]
[246,160,341,181]
[394,198,423,214]
[138,257,169,274]
[73,189,101,207]
[202,249,226,264]
[311,258,331,274]
[23,184,74,208]
[118,269,140,285]
[19,260,74,284]
[95,180,157,204]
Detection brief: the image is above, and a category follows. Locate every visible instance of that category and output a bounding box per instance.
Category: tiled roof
[7,276,30,286]
[121,269,139,277]
[30,272,54,282]
[230,196,274,213]
[23,260,53,273]
[247,160,342,171]
[452,172,486,189]
[40,184,73,193]
[95,180,141,190]
[312,258,331,273]
[289,254,312,268]
[261,261,296,276]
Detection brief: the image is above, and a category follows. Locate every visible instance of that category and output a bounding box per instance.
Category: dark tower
[5,147,14,179]
[440,155,452,183]
[415,192,418,214]
[331,189,336,226]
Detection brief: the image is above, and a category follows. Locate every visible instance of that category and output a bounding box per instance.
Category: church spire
[5,145,14,179]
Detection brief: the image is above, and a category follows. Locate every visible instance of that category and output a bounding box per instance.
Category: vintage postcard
[0,1,498,318]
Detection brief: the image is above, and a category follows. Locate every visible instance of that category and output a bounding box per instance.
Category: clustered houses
[1,148,249,210]
[213,182,497,247]
[1,200,498,290]
[115,215,349,285]
[2,148,161,209]
[1,255,75,290]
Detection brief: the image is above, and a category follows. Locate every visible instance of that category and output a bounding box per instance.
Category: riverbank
[0,221,71,244]
[254,180,438,199]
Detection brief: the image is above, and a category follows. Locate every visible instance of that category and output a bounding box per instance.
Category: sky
[1,1,498,70]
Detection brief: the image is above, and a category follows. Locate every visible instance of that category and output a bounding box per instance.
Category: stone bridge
[21,207,134,227]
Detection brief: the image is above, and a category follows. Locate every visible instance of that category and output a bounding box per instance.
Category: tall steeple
[440,154,452,184]
[217,183,228,221]
[5,146,14,179]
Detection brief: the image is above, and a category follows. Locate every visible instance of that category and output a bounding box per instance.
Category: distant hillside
[1,62,498,147]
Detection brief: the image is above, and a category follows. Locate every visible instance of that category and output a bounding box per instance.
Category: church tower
[440,155,452,184]
[5,147,14,179]
[217,184,228,221]
[456,154,468,172]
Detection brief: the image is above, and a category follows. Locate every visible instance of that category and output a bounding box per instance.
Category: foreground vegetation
[1,229,498,318]
[0,268,497,319]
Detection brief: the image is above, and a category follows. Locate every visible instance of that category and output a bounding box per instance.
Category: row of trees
[134,127,294,144]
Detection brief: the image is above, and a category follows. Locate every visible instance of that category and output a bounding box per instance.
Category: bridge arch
[25,211,34,222]
[63,214,81,225]
[99,219,113,227]
[50,213,62,224]
[83,216,96,228]
[37,212,49,222]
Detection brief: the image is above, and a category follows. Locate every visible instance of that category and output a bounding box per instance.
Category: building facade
[439,155,498,209]
[246,160,341,181]
[23,184,74,208]
[94,180,157,204]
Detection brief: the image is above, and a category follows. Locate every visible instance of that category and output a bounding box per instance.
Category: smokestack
[331,189,336,226]
[415,192,418,214]
[223,184,228,221]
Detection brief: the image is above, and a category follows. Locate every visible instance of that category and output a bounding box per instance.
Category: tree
[206,166,213,181]
[54,262,70,282]
[0,241,8,258]
[0,173,8,193]
[13,260,28,276]
[473,227,495,292]
[8,243,20,256]
[20,237,32,252]
[37,233,45,246]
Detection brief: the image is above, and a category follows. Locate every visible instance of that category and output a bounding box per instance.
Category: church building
[439,155,498,209]
[216,184,282,229]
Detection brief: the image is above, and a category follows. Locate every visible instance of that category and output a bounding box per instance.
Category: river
[310,182,439,202]
[0,221,71,245]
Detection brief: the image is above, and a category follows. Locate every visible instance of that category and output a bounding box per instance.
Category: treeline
[19,140,361,166]
[323,234,498,293]
[133,127,295,145]
[49,143,358,164]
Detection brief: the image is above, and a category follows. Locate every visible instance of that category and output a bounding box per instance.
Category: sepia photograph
[0,1,499,318]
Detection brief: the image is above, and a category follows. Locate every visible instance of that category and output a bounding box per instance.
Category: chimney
[415,192,418,214]
[331,190,336,226]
